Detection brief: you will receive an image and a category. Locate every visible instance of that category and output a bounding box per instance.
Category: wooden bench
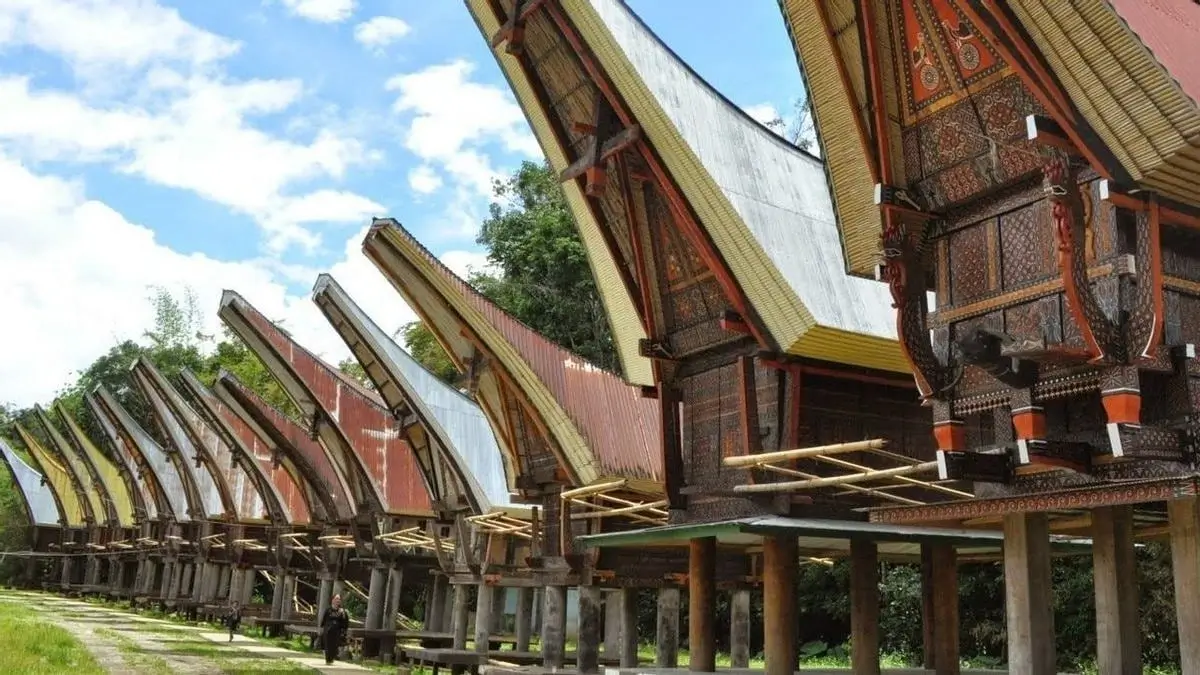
[399,647,487,675]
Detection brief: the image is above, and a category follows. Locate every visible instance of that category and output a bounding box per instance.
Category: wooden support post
[181,563,194,599]
[921,545,936,670]
[1003,513,1056,673]
[218,565,231,601]
[159,559,173,598]
[929,544,960,675]
[427,575,447,631]
[474,582,493,654]
[385,566,405,629]
[280,574,296,621]
[365,564,388,630]
[616,587,637,667]
[241,568,256,605]
[1093,506,1140,674]
[452,583,471,650]
[490,586,507,633]
[577,586,602,674]
[763,535,798,675]
[850,540,880,675]
[689,537,717,672]
[317,573,334,627]
[542,585,567,668]
[604,590,621,657]
[730,589,751,668]
[655,587,681,667]
[1170,496,1200,671]
[515,586,535,651]
[270,568,286,620]
[228,565,243,607]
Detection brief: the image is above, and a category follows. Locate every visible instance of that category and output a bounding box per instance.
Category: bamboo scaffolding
[760,464,923,506]
[561,479,627,499]
[722,439,888,467]
[733,461,938,493]
[569,499,669,520]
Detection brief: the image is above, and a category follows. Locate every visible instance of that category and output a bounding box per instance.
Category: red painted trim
[856,0,888,184]
[1147,197,1165,359]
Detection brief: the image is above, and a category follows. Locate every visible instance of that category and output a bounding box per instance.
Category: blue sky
[0,0,804,406]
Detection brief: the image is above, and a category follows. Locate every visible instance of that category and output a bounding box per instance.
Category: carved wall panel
[949,223,990,304]
[1164,227,1200,283]
[1165,290,1200,347]
[679,362,744,493]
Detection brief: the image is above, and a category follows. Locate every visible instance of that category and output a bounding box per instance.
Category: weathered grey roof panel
[0,438,61,526]
[95,387,191,521]
[587,0,896,340]
[86,393,157,521]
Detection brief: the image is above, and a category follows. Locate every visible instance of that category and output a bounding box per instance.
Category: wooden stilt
[515,587,535,651]
[620,587,638,668]
[1003,513,1056,673]
[365,564,388,630]
[689,537,717,672]
[427,575,447,631]
[1169,496,1200,671]
[542,585,567,668]
[763,535,798,675]
[730,589,751,668]
[385,566,405,629]
[930,544,959,675]
[921,544,936,670]
[604,590,621,657]
[656,587,681,667]
[1093,506,1140,675]
[474,582,493,654]
[452,583,471,650]
[850,540,880,675]
[577,586,602,674]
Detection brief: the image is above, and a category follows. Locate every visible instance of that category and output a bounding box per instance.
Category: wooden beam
[559,125,642,189]
[936,450,1014,484]
[733,461,937,493]
[723,438,888,467]
[737,356,762,459]
[488,0,549,55]
[720,310,751,335]
[1025,114,1075,153]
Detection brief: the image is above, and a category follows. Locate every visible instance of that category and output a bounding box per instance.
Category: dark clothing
[225,607,242,639]
[320,606,349,664]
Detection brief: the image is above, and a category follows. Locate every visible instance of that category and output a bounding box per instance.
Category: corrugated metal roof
[131,363,230,520]
[31,407,107,525]
[177,369,312,525]
[219,291,433,516]
[364,219,662,490]
[55,405,137,528]
[85,392,158,521]
[313,274,524,515]
[14,424,86,526]
[135,359,282,523]
[92,386,191,522]
[208,370,357,521]
[0,437,62,526]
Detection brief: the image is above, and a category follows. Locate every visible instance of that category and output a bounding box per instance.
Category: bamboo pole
[760,464,924,506]
[569,500,670,520]
[733,461,938,493]
[722,439,888,467]
[561,479,627,499]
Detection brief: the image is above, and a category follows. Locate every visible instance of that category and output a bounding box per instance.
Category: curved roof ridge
[177,369,311,525]
[31,406,108,524]
[54,404,137,528]
[218,290,433,516]
[14,424,86,526]
[205,369,357,521]
[85,392,158,521]
[364,218,662,487]
[0,437,63,526]
[312,273,522,514]
[92,386,192,521]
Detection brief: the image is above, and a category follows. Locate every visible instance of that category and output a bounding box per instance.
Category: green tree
[400,322,458,385]
[337,358,374,391]
[197,329,300,421]
[473,161,618,372]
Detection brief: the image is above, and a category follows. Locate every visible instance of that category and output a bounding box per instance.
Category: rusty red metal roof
[176,370,312,525]
[219,291,433,516]
[1110,0,1200,106]
[364,218,662,487]
[203,370,357,522]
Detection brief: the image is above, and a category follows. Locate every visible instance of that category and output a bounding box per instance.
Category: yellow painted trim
[17,426,85,527]
[789,326,910,375]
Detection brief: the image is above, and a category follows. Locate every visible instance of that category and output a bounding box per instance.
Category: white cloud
[743,103,780,126]
[279,0,356,23]
[0,152,406,407]
[354,16,411,51]
[0,0,240,76]
[386,60,539,197]
[0,74,377,254]
[407,165,442,194]
[440,250,497,280]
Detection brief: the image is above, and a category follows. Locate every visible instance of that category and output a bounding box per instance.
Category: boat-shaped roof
[14,425,86,527]
[91,385,192,521]
[30,407,108,525]
[313,274,526,517]
[363,218,662,494]
[219,290,434,517]
[0,437,63,527]
[85,392,159,521]
[54,405,137,528]
[130,360,232,520]
[177,369,314,526]
[468,0,902,373]
[202,370,358,522]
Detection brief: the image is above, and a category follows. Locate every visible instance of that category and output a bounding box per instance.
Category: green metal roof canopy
[576,516,1090,562]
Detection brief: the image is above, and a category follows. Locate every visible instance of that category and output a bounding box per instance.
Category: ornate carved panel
[1000,200,1054,289]
[948,223,990,304]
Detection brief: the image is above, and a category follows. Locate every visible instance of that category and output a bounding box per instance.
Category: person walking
[225,600,243,642]
[319,593,350,665]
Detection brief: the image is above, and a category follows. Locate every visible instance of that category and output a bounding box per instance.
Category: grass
[0,600,105,675]
[96,626,175,675]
